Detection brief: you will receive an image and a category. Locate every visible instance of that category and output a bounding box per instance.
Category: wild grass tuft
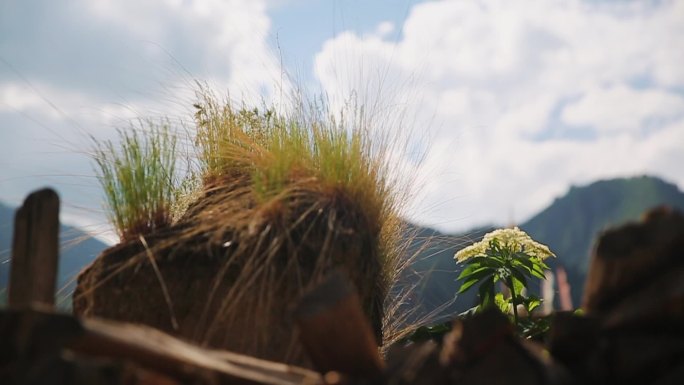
[92,121,178,242]
[188,90,410,348]
[193,90,398,234]
[193,91,278,183]
[86,86,415,359]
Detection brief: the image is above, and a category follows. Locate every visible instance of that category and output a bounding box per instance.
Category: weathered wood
[384,340,446,385]
[0,307,323,385]
[602,263,684,328]
[548,312,604,384]
[551,207,684,385]
[11,350,182,385]
[582,206,684,315]
[9,188,60,308]
[295,271,384,379]
[210,350,325,383]
[439,309,567,385]
[549,311,684,385]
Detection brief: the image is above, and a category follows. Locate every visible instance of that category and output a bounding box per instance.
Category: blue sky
[1,0,683,243]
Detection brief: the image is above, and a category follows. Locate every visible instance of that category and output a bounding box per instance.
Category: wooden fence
[2,189,683,385]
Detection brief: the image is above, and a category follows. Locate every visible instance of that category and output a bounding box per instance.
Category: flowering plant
[455,227,554,326]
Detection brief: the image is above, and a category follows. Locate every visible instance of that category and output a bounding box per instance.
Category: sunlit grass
[92,121,178,242]
[193,90,398,239]
[188,90,407,350]
[88,86,413,355]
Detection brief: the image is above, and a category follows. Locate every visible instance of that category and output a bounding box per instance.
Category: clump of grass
[197,92,397,243]
[92,121,178,242]
[187,89,406,348]
[193,91,279,184]
[83,87,412,363]
[193,90,397,239]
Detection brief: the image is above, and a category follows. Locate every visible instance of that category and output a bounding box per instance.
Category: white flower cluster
[454,227,555,262]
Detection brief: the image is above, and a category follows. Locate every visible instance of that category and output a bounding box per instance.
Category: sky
[1,0,683,243]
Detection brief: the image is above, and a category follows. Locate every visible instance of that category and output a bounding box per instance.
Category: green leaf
[494,292,511,314]
[462,266,495,281]
[457,267,494,294]
[478,278,496,308]
[509,267,529,293]
[456,271,494,294]
[469,255,505,269]
[457,264,491,280]
[512,256,546,279]
[458,306,479,318]
[529,267,547,280]
[457,276,481,294]
[514,251,532,260]
[525,297,542,312]
[526,256,549,275]
[537,260,550,270]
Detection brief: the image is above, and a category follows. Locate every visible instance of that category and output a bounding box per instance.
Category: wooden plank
[9,188,60,308]
[0,307,323,385]
[73,319,319,385]
[294,270,384,380]
[11,350,183,385]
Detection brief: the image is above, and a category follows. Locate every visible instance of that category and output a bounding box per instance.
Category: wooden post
[295,270,384,380]
[8,188,60,308]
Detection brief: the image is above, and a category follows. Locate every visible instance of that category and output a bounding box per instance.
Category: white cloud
[313,0,684,232]
[0,83,45,112]
[3,0,683,237]
[561,85,684,134]
[0,0,286,234]
[78,0,284,101]
[375,21,395,37]
[1,0,286,105]
[0,80,141,127]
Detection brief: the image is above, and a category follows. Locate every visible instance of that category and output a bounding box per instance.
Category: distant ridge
[400,175,684,325]
[520,175,684,306]
[2,175,683,319]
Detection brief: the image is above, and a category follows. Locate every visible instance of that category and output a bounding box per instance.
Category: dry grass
[189,88,408,351]
[86,86,418,362]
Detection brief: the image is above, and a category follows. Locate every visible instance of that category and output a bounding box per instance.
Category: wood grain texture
[0,307,323,385]
[9,188,60,308]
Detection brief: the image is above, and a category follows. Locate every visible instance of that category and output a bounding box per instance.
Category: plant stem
[507,277,519,327]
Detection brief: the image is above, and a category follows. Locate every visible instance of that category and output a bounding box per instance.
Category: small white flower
[454,227,555,262]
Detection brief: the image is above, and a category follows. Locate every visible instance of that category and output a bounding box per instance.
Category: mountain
[3,175,682,321]
[392,223,495,327]
[520,175,684,306]
[402,175,684,325]
[0,202,108,308]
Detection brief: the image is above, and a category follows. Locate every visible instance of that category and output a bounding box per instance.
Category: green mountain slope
[3,175,682,321]
[401,175,684,325]
[519,175,684,306]
[393,224,493,326]
[0,202,108,307]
